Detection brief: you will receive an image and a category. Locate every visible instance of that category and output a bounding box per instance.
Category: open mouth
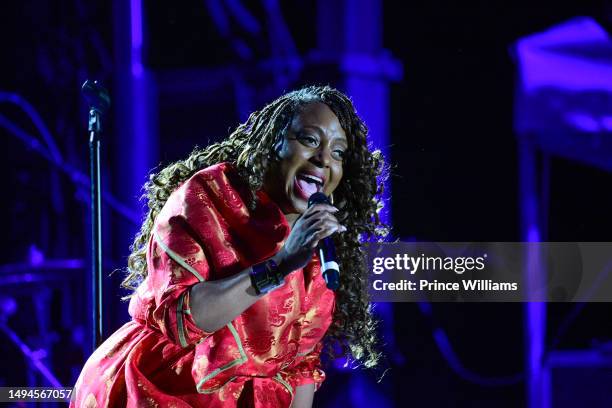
[295,173,324,198]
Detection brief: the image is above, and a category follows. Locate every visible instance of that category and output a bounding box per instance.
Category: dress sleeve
[282,341,326,391]
[143,167,247,348]
[146,213,215,348]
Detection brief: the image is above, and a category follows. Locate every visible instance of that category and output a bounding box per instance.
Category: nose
[310,144,332,168]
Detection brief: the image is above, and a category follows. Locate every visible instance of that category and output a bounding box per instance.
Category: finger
[302,211,339,228]
[302,203,338,219]
[308,225,341,248]
[307,209,336,220]
[307,223,343,248]
[307,217,342,234]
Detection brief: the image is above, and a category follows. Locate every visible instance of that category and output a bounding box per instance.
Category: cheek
[276,137,298,159]
[277,143,307,178]
[276,157,299,187]
[328,166,344,194]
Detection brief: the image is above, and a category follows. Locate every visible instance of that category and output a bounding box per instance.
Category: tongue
[296,177,318,196]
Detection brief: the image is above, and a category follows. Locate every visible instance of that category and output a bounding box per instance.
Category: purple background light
[3,1,612,407]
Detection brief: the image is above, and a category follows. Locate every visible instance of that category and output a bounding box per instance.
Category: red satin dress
[71,162,335,407]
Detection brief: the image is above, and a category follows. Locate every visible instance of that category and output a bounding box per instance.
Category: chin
[276,191,301,214]
[289,198,307,214]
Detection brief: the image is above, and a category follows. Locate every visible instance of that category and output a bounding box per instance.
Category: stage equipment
[513,17,612,408]
[543,348,612,408]
[81,80,110,350]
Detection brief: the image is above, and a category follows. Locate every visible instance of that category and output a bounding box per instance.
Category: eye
[332,149,346,161]
[297,132,319,147]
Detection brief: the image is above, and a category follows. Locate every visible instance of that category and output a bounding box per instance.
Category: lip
[296,169,327,187]
[293,175,322,201]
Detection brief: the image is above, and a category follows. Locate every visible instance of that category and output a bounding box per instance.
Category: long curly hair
[122,85,389,368]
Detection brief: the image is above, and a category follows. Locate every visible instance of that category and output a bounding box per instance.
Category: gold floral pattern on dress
[71,163,334,407]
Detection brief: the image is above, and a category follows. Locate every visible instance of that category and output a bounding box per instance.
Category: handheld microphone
[308,192,340,291]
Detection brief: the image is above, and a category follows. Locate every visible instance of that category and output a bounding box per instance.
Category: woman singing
[71,85,388,407]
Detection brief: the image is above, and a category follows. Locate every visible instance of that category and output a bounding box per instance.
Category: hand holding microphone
[307,192,342,290]
[269,192,344,291]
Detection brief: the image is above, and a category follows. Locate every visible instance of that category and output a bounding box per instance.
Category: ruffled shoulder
[153,162,290,280]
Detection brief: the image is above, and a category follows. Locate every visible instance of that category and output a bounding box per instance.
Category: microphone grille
[307,192,330,208]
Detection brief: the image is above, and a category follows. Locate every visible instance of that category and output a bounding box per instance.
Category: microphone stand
[81,80,110,351]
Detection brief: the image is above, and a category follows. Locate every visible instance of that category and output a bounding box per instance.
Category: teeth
[299,173,323,185]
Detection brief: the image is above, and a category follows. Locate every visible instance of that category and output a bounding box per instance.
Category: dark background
[2,1,612,406]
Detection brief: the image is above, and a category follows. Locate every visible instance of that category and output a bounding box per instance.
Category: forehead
[291,102,348,142]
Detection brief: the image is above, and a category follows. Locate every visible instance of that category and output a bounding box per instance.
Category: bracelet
[249,258,284,295]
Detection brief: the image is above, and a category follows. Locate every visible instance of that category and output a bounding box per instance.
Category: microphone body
[307,192,340,291]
